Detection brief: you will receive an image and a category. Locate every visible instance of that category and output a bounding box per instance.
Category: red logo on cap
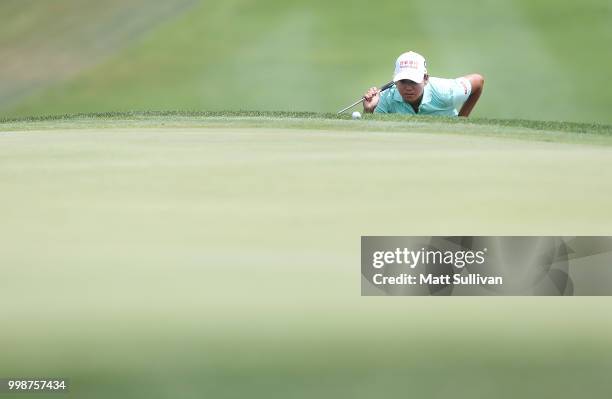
[399,59,419,69]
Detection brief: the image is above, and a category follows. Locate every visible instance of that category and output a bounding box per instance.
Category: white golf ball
[351,111,362,119]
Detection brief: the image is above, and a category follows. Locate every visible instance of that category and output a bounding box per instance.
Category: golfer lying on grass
[363,51,484,117]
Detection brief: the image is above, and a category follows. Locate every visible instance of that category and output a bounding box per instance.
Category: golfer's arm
[458,74,484,117]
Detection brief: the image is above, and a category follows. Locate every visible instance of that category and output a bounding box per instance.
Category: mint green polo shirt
[374,77,471,116]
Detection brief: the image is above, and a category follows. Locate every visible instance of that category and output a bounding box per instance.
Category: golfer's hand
[363,87,379,113]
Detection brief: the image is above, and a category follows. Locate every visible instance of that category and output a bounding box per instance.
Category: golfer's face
[396,79,425,103]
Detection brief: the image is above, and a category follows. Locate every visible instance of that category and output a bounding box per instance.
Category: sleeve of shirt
[449,77,472,109]
[433,77,472,109]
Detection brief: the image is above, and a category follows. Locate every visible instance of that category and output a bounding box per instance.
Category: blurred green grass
[3,111,612,140]
[1,118,612,397]
[0,0,196,109]
[1,0,611,123]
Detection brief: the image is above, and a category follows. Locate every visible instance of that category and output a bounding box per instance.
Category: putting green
[1,115,612,398]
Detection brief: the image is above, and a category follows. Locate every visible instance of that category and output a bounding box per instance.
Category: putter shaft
[336,98,364,114]
[336,81,395,114]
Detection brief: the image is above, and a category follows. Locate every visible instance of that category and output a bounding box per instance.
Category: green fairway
[1,1,611,123]
[1,114,612,398]
[0,0,197,111]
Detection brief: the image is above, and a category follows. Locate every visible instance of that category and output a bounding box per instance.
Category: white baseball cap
[393,51,427,83]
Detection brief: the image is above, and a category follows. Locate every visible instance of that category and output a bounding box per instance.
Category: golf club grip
[379,81,394,93]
